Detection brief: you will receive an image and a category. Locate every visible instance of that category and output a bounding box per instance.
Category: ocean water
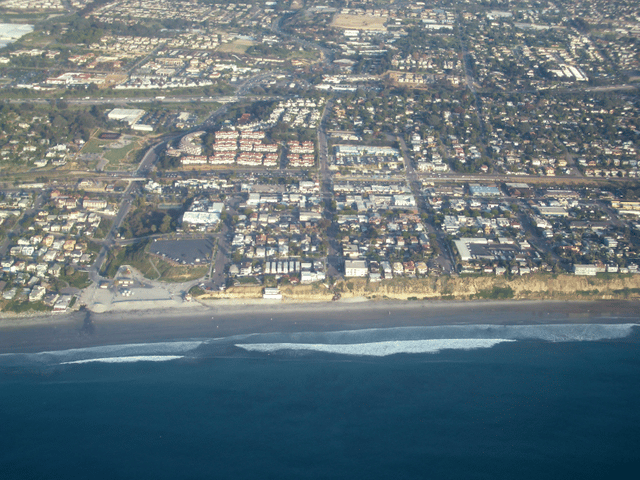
[1,323,639,479]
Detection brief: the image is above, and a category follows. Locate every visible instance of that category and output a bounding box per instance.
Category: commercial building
[107,108,145,125]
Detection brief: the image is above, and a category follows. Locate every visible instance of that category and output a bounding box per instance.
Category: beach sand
[0,298,638,354]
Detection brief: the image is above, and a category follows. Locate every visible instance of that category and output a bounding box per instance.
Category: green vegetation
[474,286,515,300]
[189,285,206,297]
[94,217,114,240]
[81,139,108,154]
[50,267,91,291]
[0,102,105,144]
[157,264,208,282]
[101,239,207,282]
[218,39,254,54]
[2,299,51,314]
[575,289,601,297]
[59,267,91,290]
[236,276,260,285]
[119,200,181,238]
[103,141,138,164]
[81,137,141,167]
[612,287,640,298]
[101,240,149,278]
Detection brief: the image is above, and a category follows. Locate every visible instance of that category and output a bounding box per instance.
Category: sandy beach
[0,298,638,354]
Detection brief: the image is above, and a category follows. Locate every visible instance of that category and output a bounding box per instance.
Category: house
[393,262,404,276]
[29,285,46,302]
[416,262,428,275]
[381,261,393,278]
[53,295,73,312]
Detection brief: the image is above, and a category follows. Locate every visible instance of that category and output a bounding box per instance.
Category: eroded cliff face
[199,274,640,302]
[324,274,640,301]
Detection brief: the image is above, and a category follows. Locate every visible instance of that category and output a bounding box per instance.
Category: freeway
[415,172,632,184]
[5,94,282,107]
[270,12,334,66]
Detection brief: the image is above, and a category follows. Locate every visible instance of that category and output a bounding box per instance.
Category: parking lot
[150,238,214,265]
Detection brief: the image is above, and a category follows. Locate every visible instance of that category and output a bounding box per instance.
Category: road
[5,94,281,107]
[317,97,333,198]
[88,186,135,281]
[315,97,342,279]
[204,195,243,291]
[271,13,334,66]
[87,131,181,280]
[396,135,456,274]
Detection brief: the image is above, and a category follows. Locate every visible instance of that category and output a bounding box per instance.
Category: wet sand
[0,299,638,354]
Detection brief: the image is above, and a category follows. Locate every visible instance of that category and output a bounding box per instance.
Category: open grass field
[81,138,106,154]
[218,39,255,54]
[82,134,142,168]
[138,255,208,282]
[331,14,388,31]
[103,141,138,163]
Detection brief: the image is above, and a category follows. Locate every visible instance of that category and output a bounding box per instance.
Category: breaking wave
[61,355,184,365]
[233,324,637,357]
[236,339,515,356]
[0,323,636,367]
[0,341,203,368]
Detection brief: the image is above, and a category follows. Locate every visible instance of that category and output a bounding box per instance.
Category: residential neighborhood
[0,0,639,311]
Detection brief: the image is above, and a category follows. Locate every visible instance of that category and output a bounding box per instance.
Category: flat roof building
[107,108,145,125]
[345,259,368,277]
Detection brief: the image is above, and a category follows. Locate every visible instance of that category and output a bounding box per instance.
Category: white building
[182,211,220,225]
[573,264,598,276]
[345,259,367,277]
[107,108,145,125]
[263,287,282,300]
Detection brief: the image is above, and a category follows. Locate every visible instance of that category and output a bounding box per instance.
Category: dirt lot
[218,39,255,54]
[332,14,388,31]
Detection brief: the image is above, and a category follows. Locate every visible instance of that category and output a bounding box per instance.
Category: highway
[4,94,284,107]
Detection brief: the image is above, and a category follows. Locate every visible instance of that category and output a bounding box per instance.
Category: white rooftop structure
[107,108,145,125]
[182,211,220,225]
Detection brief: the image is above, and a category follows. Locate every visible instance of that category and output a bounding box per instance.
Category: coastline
[0,298,638,354]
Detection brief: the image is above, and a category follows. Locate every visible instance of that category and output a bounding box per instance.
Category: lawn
[82,139,106,154]
[103,141,138,163]
[82,135,143,168]
[218,39,255,54]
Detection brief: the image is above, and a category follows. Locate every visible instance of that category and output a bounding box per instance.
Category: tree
[160,214,172,233]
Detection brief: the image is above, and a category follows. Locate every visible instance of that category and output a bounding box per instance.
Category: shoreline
[0,298,638,354]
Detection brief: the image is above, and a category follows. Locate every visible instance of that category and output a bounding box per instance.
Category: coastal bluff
[199,274,640,303]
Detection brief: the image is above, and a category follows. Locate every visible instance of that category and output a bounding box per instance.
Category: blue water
[1,324,639,479]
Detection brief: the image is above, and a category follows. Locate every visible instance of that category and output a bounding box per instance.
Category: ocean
[1,323,639,479]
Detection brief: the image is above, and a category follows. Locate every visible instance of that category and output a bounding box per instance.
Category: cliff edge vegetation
[199,274,640,303]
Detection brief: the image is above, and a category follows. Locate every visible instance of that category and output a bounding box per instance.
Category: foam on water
[0,323,636,366]
[237,339,515,356]
[240,323,638,345]
[0,341,203,367]
[61,355,184,365]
